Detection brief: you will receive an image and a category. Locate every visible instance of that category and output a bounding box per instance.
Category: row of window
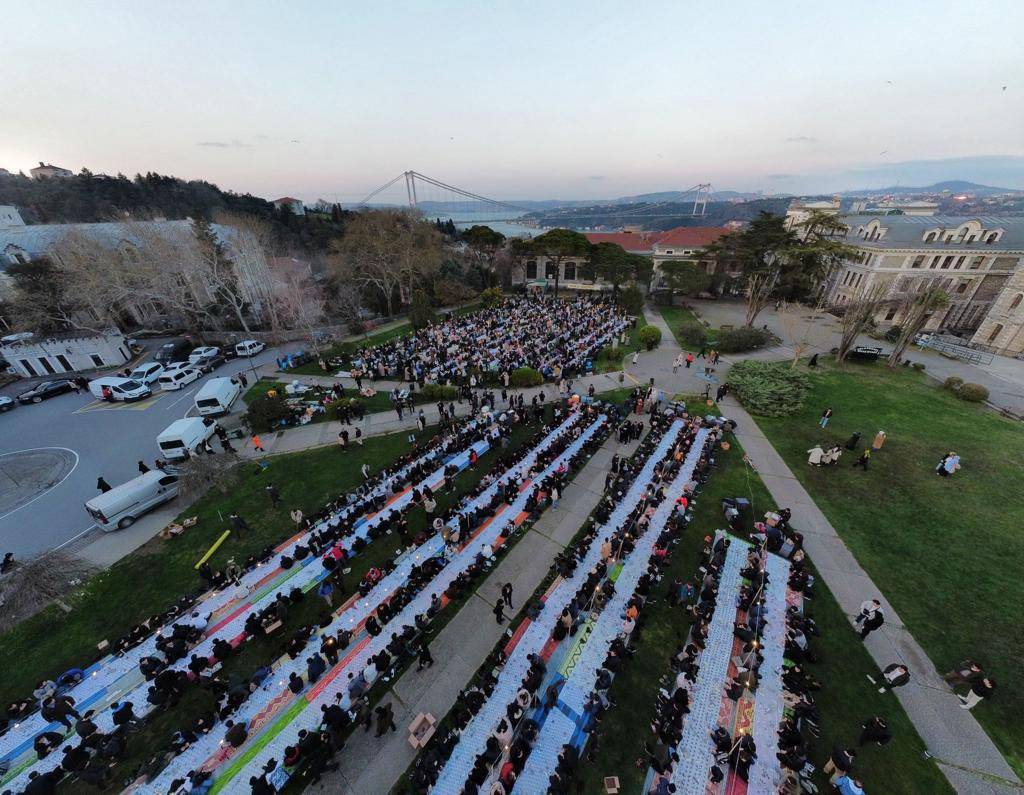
[923,230,1000,244]
[910,254,985,270]
[16,350,116,378]
[524,260,578,281]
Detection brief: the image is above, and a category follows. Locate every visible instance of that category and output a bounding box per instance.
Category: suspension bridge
[356,170,714,228]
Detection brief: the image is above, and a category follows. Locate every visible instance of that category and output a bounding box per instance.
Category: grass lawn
[0,420,519,706]
[658,303,716,347]
[576,414,951,794]
[750,358,1024,776]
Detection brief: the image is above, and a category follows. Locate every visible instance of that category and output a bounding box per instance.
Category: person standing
[943,659,984,688]
[137,460,150,474]
[290,508,304,527]
[852,449,871,471]
[672,354,682,373]
[417,641,434,671]
[96,476,112,493]
[493,598,507,624]
[819,407,833,429]
[856,600,884,640]
[266,483,282,508]
[501,582,514,609]
[229,512,252,535]
[251,435,264,453]
[844,432,861,451]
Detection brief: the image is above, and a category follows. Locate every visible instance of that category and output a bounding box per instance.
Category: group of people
[344,296,631,386]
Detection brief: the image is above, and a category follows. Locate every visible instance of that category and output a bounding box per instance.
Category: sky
[2,0,1023,202]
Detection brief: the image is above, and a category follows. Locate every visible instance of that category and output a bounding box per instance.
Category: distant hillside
[525,197,790,231]
[0,171,352,252]
[840,180,1022,198]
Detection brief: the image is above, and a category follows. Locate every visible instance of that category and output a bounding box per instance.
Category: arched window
[986,232,999,244]
[1010,294,1023,310]
[924,231,938,243]
[988,323,1003,343]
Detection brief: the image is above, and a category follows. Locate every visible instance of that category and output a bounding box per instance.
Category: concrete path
[312,420,643,793]
[642,303,1019,793]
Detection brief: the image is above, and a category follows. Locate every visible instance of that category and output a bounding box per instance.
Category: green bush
[957,383,989,402]
[943,376,964,391]
[715,327,771,353]
[409,289,436,329]
[418,383,459,401]
[678,321,708,349]
[510,367,544,388]
[729,360,811,417]
[480,287,504,309]
[911,362,926,371]
[601,346,623,362]
[637,325,662,351]
[244,394,292,433]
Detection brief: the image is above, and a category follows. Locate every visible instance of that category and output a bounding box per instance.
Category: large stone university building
[824,214,1024,354]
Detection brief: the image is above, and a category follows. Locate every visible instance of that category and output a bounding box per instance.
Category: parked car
[235,340,266,357]
[161,361,193,376]
[17,380,75,404]
[0,395,15,412]
[155,340,191,364]
[129,361,165,385]
[188,346,220,364]
[85,470,179,531]
[193,350,226,373]
[158,367,203,391]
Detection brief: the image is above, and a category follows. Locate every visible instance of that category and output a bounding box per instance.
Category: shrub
[510,367,544,388]
[715,327,771,353]
[244,394,292,433]
[911,362,926,371]
[943,376,964,391]
[418,383,459,401]
[638,325,662,351]
[600,346,623,362]
[480,287,504,309]
[958,383,989,402]
[678,322,707,349]
[884,325,902,343]
[729,360,811,417]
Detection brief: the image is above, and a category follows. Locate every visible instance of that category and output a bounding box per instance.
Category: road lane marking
[0,446,80,522]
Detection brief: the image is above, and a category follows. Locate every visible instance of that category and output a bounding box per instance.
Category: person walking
[266,483,282,508]
[855,599,884,640]
[317,579,334,608]
[251,435,264,454]
[844,431,861,451]
[137,460,150,474]
[96,476,112,493]
[672,354,682,373]
[631,350,640,366]
[872,663,910,693]
[374,703,397,737]
[685,352,693,368]
[958,677,995,710]
[943,659,984,688]
[501,582,514,609]
[819,407,833,429]
[493,598,507,624]
[852,449,871,471]
[417,641,434,671]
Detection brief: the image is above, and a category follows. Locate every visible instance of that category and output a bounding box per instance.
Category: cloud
[767,173,796,180]
[585,175,606,181]
[784,136,819,144]
[196,139,251,148]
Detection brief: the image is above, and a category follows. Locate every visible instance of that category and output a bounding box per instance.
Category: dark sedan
[17,379,75,404]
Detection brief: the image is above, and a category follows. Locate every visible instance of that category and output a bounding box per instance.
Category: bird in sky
[290,139,300,143]
[879,150,888,155]
[885,80,894,86]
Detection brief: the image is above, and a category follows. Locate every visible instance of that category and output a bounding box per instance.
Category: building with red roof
[515,225,733,291]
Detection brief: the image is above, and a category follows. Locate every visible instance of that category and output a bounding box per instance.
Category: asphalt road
[0,342,300,559]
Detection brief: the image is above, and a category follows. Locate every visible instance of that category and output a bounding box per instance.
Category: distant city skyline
[3,1,1022,202]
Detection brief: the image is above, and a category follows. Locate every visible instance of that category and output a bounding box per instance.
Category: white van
[85,470,179,531]
[235,340,265,357]
[129,362,165,385]
[157,417,216,461]
[88,376,153,402]
[194,377,241,416]
[158,366,203,391]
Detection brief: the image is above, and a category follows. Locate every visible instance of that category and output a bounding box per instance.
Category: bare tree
[777,298,827,368]
[176,454,242,502]
[887,282,950,368]
[216,213,278,329]
[0,551,97,630]
[272,269,326,353]
[328,209,445,316]
[835,282,890,363]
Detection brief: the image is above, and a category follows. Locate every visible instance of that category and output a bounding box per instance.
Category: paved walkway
[312,420,643,793]
[643,304,1020,794]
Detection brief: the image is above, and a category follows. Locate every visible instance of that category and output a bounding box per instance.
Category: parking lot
[0,341,298,559]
